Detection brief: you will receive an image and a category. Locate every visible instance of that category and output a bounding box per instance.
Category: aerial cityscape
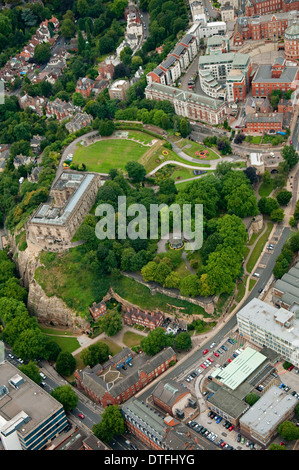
[0,0,299,456]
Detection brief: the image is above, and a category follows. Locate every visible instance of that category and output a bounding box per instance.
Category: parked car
[214,352,219,357]
[78,413,85,419]
[208,357,214,363]
[201,363,206,369]
[228,425,234,431]
[227,359,232,363]
[221,345,227,351]
[237,434,241,442]
[203,349,209,355]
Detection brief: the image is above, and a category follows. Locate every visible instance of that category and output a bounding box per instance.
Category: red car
[214,352,219,357]
[203,349,209,355]
[220,442,226,448]
[201,363,207,369]
[227,359,232,363]
[289,365,294,371]
[229,425,234,431]
[78,413,85,419]
[208,357,214,363]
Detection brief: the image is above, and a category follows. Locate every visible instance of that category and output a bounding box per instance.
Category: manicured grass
[40,327,74,336]
[171,137,220,160]
[246,222,273,273]
[73,138,148,173]
[245,135,262,144]
[123,331,144,348]
[259,180,274,197]
[45,335,80,354]
[249,278,257,290]
[100,338,122,356]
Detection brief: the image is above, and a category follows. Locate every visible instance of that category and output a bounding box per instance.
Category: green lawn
[246,222,274,273]
[123,331,144,348]
[73,138,149,173]
[44,335,80,354]
[259,180,274,197]
[170,137,220,160]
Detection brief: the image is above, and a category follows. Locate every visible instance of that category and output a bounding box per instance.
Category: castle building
[26,171,101,252]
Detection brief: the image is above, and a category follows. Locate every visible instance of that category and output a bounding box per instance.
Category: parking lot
[177,329,299,449]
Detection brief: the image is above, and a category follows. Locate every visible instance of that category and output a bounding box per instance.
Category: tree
[51,385,78,412]
[12,328,47,361]
[98,119,115,136]
[61,18,76,38]
[125,161,146,183]
[289,232,299,253]
[174,332,192,351]
[45,341,62,362]
[55,351,76,376]
[93,405,125,442]
[244,166,258,185]
[245,393,260,406]
[98,310,123,336]
[34,43,51,64]
[179,274,199,297]
[81,341,110,367]
[3,313,39,346]
[263,170,272,186]
[270,208,284,222]
[277,421,299,441]
[282,145,299,169]
[258,197,279,216]
[19,361,41,384]
[140,327,173,356]
[180,118,190,137]
[72,92,85,107]
[276,190,292,206]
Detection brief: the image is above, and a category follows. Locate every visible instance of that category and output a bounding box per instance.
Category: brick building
[122,399,202,450]
[233,10,298,46]
[74,347,176,407]
[244,112,284,133]
[122,306,164,330]
[152,380,192,417]
[284,21,299,60]
[252,57,299,97]
[75,77,96,98]
[245,0,299,16]
[89,301,107,321]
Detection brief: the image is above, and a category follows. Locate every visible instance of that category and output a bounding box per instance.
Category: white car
[40,372,46,380]
[18,358,24,363]
[210,342,216,348]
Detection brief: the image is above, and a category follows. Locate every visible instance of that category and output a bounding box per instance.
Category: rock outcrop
[10,235,89,332]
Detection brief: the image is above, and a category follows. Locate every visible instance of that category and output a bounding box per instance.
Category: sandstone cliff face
[11,235,89,332]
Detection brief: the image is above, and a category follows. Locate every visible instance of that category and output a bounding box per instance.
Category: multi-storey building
[122,306,164,330]
[0,362,68,450]
[75,347,177,407]
[244,112,284,133]
[239,385,297,446]
[145,82,227,124]
[284,21,299,60]
[88,301,107,321]
[252,56,299,97]
[108,79,130,100]
[198,21,227,39]
[198,52,252,91]
[121,399,202,450]
[272,262,299,311]
[226,69,247,102]
[245,0,299,16]
[27,171,101,252]
[233,10,298,45]
[237,298,299,367]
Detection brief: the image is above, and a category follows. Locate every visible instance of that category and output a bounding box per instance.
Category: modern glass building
[0,362,68,450]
